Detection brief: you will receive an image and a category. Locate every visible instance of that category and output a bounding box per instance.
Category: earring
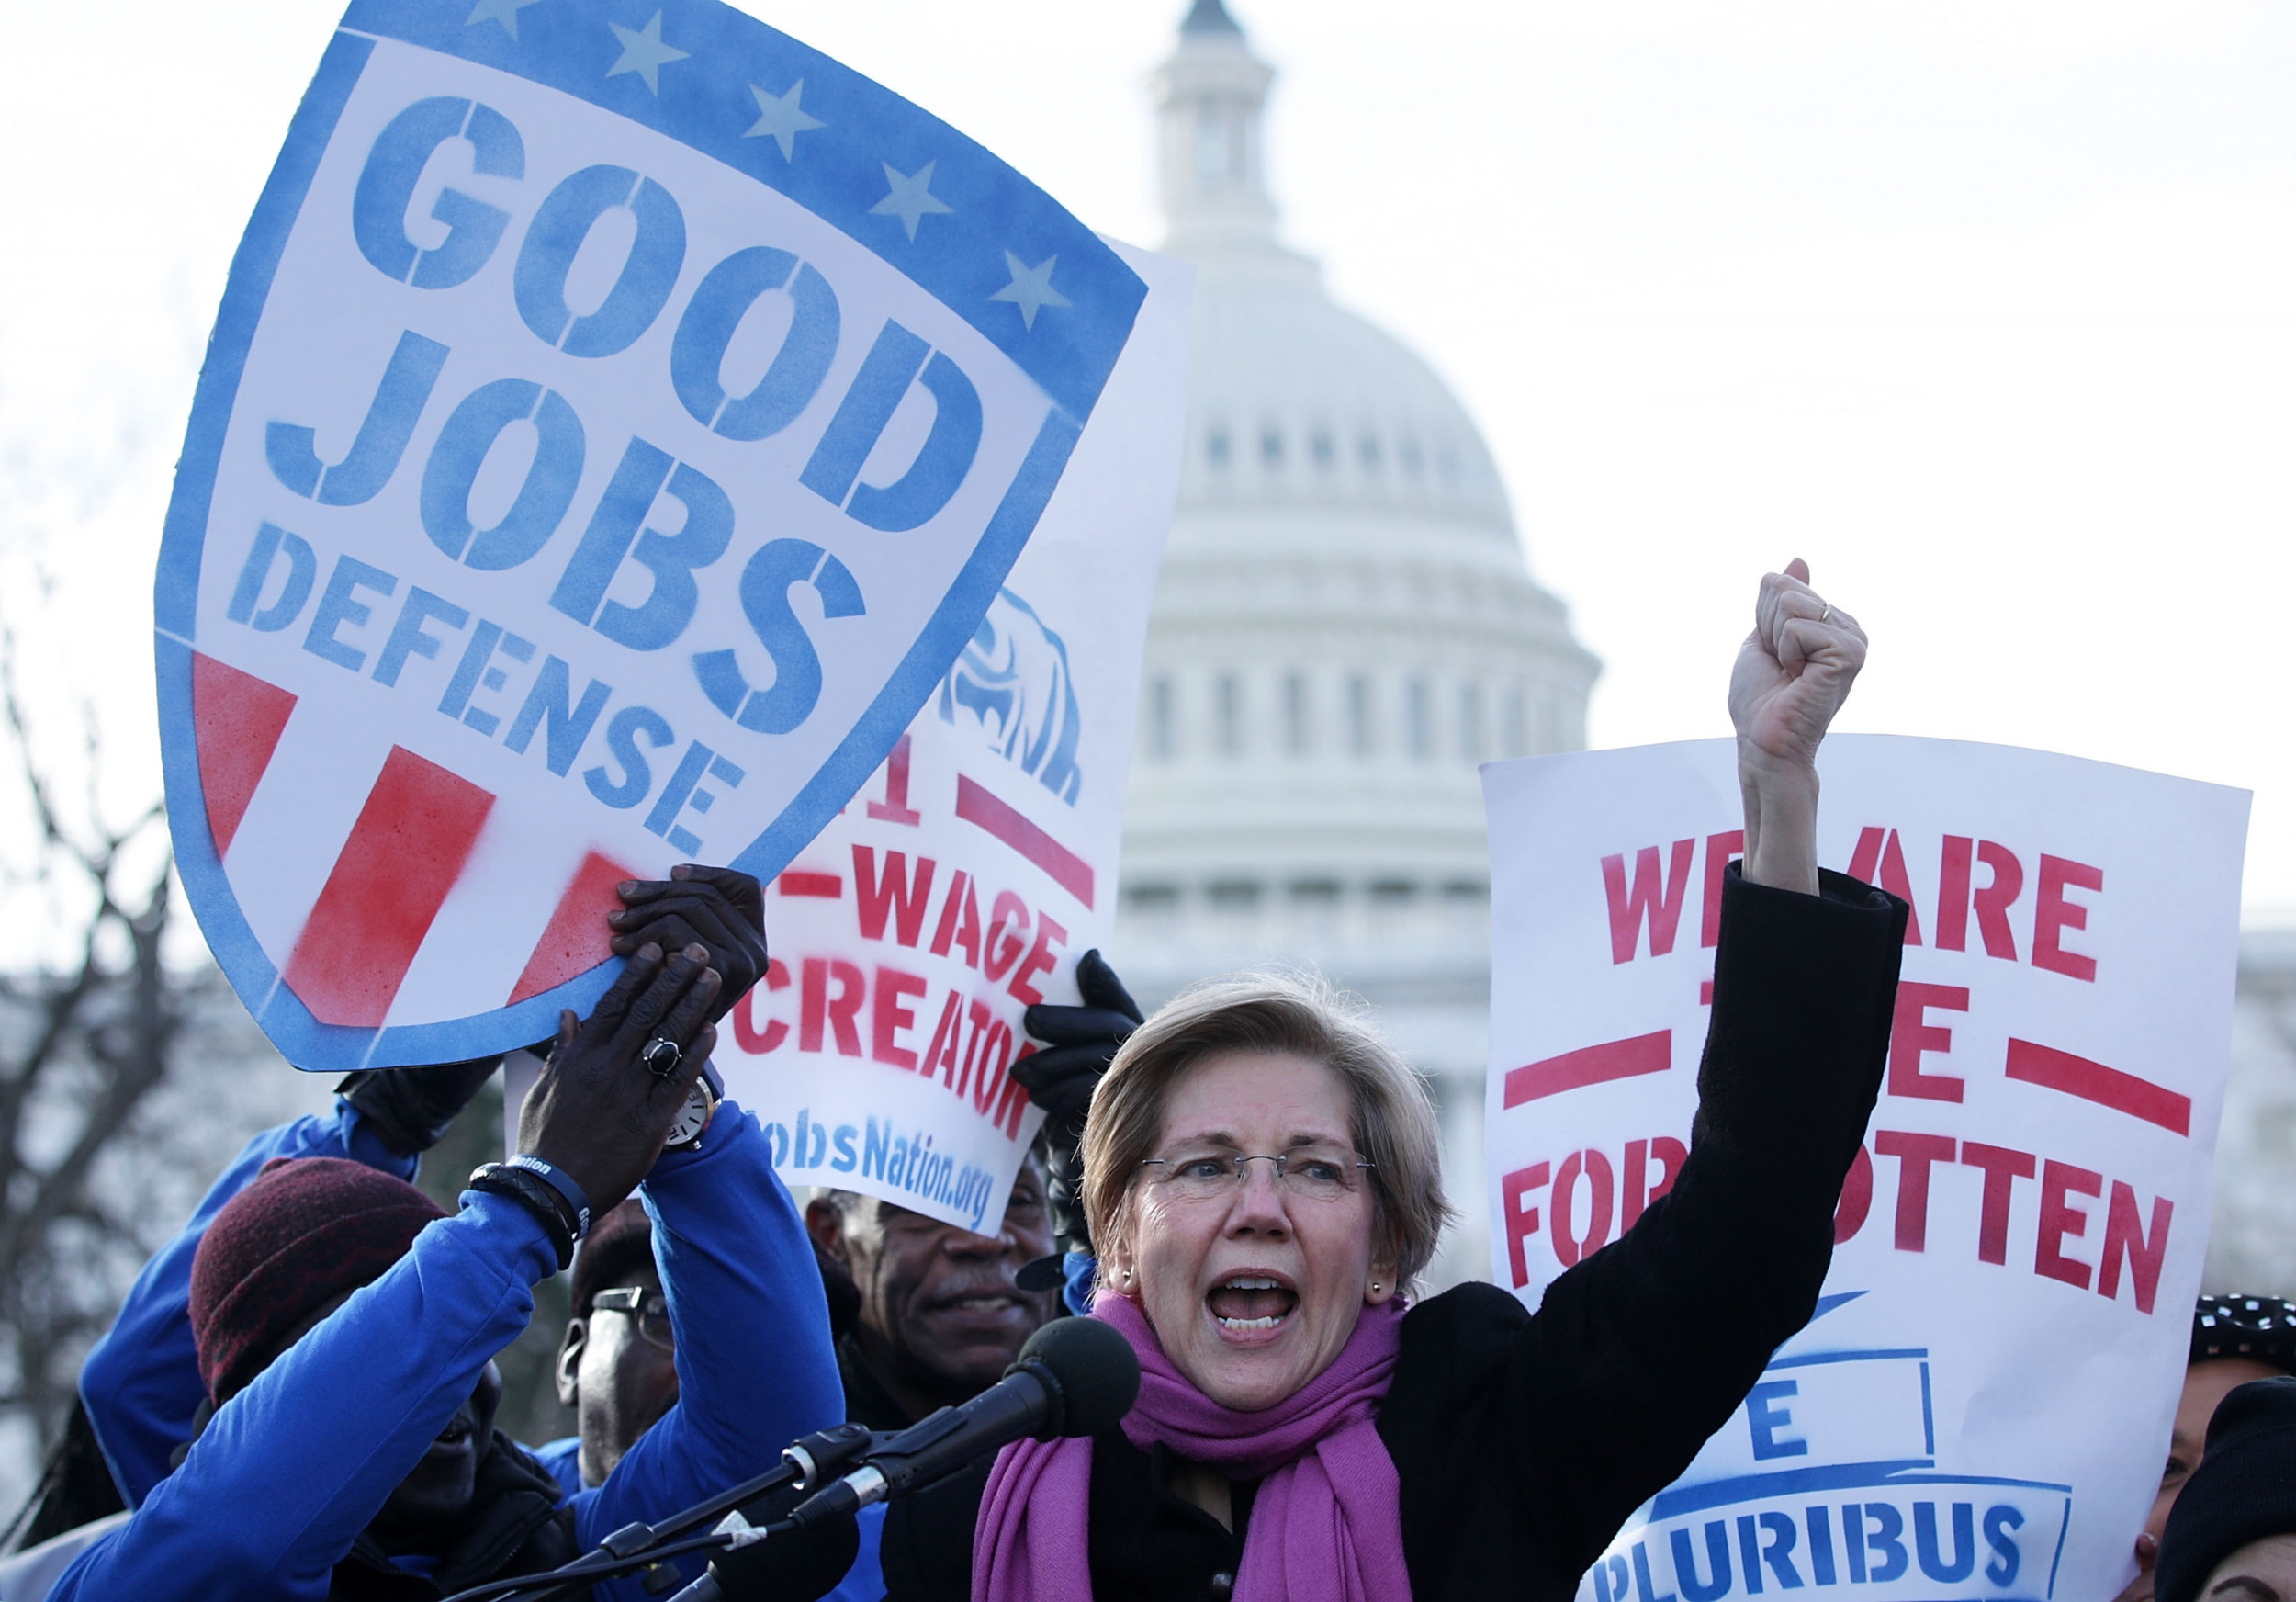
[1371,1281,1382,1293]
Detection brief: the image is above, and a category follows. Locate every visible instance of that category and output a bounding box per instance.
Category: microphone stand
[438,1422,878,1602]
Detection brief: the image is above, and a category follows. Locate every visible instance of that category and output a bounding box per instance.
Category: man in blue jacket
[50,873,844,1600]
[73,1057,499,1513]
[75,867,778,1513]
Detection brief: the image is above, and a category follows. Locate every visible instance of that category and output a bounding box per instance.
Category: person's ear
[1366,1258,1399,1304]
[1098,1218,1136,1292]
[1097,1194,1142,1291]
[806,1198,853,1269]
[1099,1247,1132,1292]
[557,1318,587,1407]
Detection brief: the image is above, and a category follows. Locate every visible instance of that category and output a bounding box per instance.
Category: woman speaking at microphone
[919,564,1909,1602]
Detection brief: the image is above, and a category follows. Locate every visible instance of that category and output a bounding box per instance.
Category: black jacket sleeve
[1381,865,1907,1602]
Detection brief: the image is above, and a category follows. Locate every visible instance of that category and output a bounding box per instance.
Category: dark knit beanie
[189,1156,445,1403]
[2157,1377,2296,1602]
[569,1198,655,1314]
[2194,1295,2296,1372]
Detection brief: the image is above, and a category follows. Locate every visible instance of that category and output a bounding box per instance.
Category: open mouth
[1207,1275,1299,1332]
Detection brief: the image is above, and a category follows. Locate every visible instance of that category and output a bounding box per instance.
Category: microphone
[448,1423,875,1602]
[658,1485,859,1602]
[661,1321,1137,1602]
[789,1316,1139,1530]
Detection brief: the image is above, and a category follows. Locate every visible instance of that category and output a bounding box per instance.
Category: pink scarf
[974,1293,1412,1602]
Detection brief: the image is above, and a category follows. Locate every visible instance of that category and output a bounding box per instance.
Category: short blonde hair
[1082,970,1454,1289]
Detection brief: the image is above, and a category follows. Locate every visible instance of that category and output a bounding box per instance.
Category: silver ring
[640,1037,684,1078]
[1818,602,1832,624]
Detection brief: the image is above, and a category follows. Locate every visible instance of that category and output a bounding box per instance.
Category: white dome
[1178,268,1516,536]
[1119,0,1595,942]
[1112,0,1598,1283]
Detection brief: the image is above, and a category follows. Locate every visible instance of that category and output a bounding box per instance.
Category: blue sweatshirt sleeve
[50,1193,557,1602]
[534,1434,584,1498]
[573,1100,844,1597]
[78,1101,416,1506]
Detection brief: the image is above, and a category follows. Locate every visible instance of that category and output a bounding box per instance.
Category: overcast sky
[5,0,2293,923]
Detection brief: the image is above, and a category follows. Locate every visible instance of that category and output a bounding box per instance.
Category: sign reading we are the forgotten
[156,0,1180,1076]
[1483,738,2248,1602]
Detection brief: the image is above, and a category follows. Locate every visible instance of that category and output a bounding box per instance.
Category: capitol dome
[1114,0,1600,1284]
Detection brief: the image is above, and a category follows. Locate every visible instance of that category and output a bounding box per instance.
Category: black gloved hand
[1015,950,1143,1129]
[1015,950,1142,1253]
[332,1055,502,1157]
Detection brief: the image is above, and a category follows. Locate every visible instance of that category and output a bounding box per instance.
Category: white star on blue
[989,252,1071,330]
[745,80,825,162]
[606,11,689,95]
[871,161,953,242]
[467,0,546,39]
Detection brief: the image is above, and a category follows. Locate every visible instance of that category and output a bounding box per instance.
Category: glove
[332,1055,501,1156]
[1015,950,1142,1253]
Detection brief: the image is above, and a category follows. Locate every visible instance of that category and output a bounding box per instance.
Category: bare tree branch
[0,626,192,1476]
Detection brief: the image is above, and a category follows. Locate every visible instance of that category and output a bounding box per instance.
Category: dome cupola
[1153,0,1287,266]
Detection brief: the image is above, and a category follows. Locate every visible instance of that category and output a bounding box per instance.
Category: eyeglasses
[589,1287,674,1351]
[1138,1145,1375,1203]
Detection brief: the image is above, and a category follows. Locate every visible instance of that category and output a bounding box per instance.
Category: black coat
[329,1437,584,1601]
[880,866,1907,1602]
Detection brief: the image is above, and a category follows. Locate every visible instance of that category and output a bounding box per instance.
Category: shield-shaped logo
[156,0,1146,1071]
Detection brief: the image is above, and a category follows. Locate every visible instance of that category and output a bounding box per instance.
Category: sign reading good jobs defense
[156,0,1168,1073]
[1483,739,2248,1602]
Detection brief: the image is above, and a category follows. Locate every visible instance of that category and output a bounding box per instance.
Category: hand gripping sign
[1482,738,2249,1602]
[709,245,1189,1229]
[154,0,1161,1071]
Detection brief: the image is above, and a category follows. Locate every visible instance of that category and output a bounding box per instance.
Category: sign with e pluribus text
[155,0,1157,1071]
[713,244,1189,1229]
[1481,738,2249,1602]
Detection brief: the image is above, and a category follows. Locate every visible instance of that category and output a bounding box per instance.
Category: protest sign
[155,0,1162,1072]
[706,243,1189,1228]
[1482,737,2249,1602]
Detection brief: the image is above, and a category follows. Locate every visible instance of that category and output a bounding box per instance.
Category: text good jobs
[155,0,1169,1072]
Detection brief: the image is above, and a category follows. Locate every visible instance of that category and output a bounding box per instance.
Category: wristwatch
[665,1060,723,1151]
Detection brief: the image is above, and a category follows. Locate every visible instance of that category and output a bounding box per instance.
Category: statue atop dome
[1181,0,1243,34]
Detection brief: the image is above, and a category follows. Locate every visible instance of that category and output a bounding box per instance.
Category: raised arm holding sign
[92,0,1196,1593]
[50,928,844,1602]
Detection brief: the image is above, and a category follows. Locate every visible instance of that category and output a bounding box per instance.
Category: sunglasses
[589,1286,674,1351]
